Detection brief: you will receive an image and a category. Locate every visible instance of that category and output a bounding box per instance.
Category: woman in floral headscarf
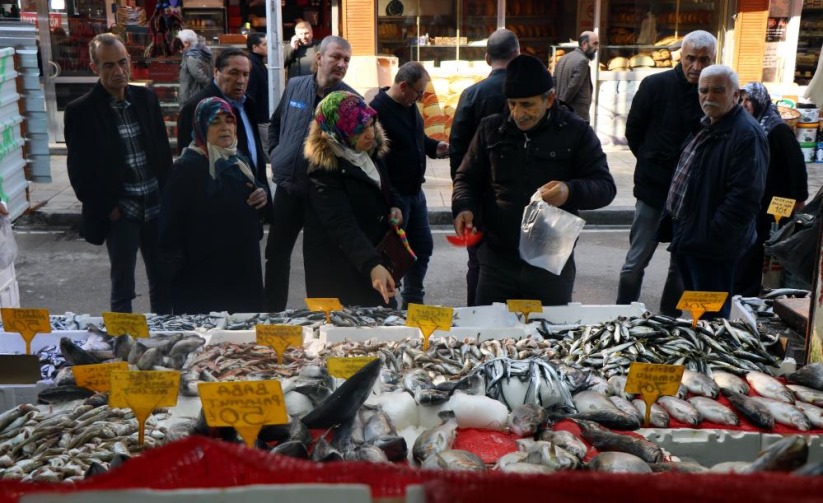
[733,82,808,296]
[159,97,269,313]
[303,91,404,307]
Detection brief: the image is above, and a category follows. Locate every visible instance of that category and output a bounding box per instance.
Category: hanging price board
[102,312,149,338]
[256,324,303,365]
[199,380,288,448]
[624,362,684,427]
[676,291,728,327]
[1,308,50,354]
[506,299,543,323]
[406,303,453,351]
[305,298,343,323]
[110,370,179,445]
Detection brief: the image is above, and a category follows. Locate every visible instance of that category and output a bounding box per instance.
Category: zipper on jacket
[523,133,530,150]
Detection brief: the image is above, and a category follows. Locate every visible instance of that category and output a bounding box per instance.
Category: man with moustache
[65,34,172,313]
[616,30,716,316]
[659,65,767,319]
[452,55,615,305]
[553,31,599,122]
[264,36,357,311]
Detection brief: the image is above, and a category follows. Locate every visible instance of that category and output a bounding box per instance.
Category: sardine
[746,371,794,404]
[412,410,458,464]
[588,452,652,473]
[744,436,808,473]
[631,399,670,428]
[723,389,775,429]
[507,403,547,437]
[687,396,739,426]
[421,449,486,471]
[788,363,823,391]
[682,369,719,398]
[656,396,702,426]
[748,397,811,431]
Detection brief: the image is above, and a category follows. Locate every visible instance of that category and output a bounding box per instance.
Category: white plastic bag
[519,191,585,275]
[0,216,18,270]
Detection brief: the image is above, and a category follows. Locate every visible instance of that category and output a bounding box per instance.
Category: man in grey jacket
[264,35,357,311]
[553,31,598,123]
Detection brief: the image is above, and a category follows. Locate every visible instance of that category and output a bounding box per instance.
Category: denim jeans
[105,217,170,313]
[616,199,683,316]
[674,253,735,319]
[264,186,305,312]
[395,191,433,306]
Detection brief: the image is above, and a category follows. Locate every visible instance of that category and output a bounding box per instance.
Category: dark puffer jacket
[452,104,616,255]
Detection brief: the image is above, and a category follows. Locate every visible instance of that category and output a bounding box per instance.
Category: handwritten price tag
[676,291,728,327]
[406,303,453,351]
[327,356,379,379]
[102,312,149,338]
[73,362,128,392]
[305,298,343,323]
[199,380,288,448]
[1,308,50,354]
[767,196,796,224]
[507,299,543,323]
[110,370,179,445]
[625,362,684,427]
[256,324,303,365]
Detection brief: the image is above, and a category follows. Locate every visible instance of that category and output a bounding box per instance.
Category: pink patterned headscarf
[315,91,377,148]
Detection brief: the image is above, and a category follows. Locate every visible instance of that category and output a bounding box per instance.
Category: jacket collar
[674,64,694,90]
[703,104,745,134]
[305,120,389,173]
[91,80,132,103]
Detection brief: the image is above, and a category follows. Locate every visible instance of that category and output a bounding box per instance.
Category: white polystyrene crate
[207,327,315,346]
[0,72,19,100]
[14,49,38,69]
[0,115,23,146]
[0,382,49,413]
[0,140,24,168]
[27,153,51,182]
[453,303,519,327]
[431,326,527,342]
[321,325,418,344]
[0,47,14,59]
[0,330,90,355]
[25,132,49,155]
[22,91,45,112]
[25,110,46,133]
[529,302,648,325]
[730,295,757,332]
[20,484,373,503]
[0,263,19,308]
[0,100,20,122]
[638,428,763,466]
[19,72,39,91]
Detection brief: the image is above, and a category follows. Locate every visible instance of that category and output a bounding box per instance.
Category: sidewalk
[23,147,823,228]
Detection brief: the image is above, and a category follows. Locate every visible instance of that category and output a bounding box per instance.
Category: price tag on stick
[507,299,543,324]
[199,380,288,448]
[767,196,796,225]
[676,291,728,328]
[256,325,303,365]
[102,312,149,338]
[1,308,50,354]
[305,298,343,323]
[406,303,453,351]
[73,362,128,392]
[110,370,179,445]
[327,356,379,379]
[625,362,684,427]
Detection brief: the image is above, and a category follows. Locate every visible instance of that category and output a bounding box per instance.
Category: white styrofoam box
[1,157,27,190]
[0,138,24,167]
[25,132,49,155]
[20,485,373,503]
[0,330,90,354]
[0,382,48,413]
[0,100,20,122]
[0,115,23,148]
[19,72,39,91]
[321,325,418,344]
[529,302,648,325]
[14,49,38,69]
[23,91,45,112]
[730,295,757,332]
[638,428,763,466]
[207,327,315,346]
[0,47,13,59]
[0,263,19,308]
[0,72,19,99]
[453,303,519,327]
[5,175,29,221]
[761,433,823,464]
[27,153,51,183]
[25,110,46,134]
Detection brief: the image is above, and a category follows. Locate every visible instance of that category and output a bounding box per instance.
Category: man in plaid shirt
[66,34,172,313]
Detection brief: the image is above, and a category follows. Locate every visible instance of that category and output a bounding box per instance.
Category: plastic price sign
[73,361,128,392]
[305,298,343,323]
[506,299,543,323]
[256,324,302,365]
[110,370,179,445]
[198,380,288,448]
[1,308,51,354]
[625,362,684,427]
[102,312,149,338]
[767,196,796,225]
[327,356,379,379]
[676,291,728,328]
[406,303,453,351]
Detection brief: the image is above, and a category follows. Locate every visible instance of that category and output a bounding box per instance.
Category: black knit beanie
[505,55,554,98]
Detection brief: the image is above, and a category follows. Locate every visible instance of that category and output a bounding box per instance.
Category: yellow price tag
[1,308,51,355]
[327,356,379,379]
[73,361,128,392]
[305,298,343,323]
[110,370,179,445]
[676,291,728,327]
[102,312,149,338]
[256,324,303,365]
[624,362,685,427]
[198,380,288,448]
[406,303,453,351]
[506,299,543,323]
[767,196,795,224]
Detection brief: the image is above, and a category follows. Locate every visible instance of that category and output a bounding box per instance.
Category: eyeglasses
[406,82,426,98]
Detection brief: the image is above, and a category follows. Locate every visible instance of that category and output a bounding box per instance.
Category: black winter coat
[448,68,507,179]
[756,123,809,240]
[369,88,439,195]
[247,52,270,124]
[65,83,172,245]
[662,106,769,261]
[158,149,264,314]
[303,121,402,307]
[453,105,616,255]
[625,64,703,209]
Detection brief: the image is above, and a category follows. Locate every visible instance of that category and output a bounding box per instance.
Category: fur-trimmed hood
[304,120,390,173]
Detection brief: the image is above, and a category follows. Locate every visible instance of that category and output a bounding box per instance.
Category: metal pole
[266,0,285,114]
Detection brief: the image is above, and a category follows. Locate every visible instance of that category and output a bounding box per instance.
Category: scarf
[743,82,784,135]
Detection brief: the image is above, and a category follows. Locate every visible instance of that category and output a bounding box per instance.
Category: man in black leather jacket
[452,55,616,305]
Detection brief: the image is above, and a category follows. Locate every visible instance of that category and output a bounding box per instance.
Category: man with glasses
[370,61,448,307]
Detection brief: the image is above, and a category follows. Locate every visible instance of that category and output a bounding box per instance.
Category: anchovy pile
[536,315,782,378]
[224,307,406,331]
[0,403,172,482]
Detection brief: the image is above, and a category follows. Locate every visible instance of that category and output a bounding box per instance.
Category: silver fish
[498,462,557,474]
[524,441,580,471]
[363,409,396,443]
[537,430,588,460]
[631,399,670,428]
[412,410,458,464]
[687,396,739,426]
[588,452,652,473]
[711,371,750,395]
[793,401,823,429]
[749,397,811,431]
[723,390,775,430]
[609,396,644,425]
[744,436,808,473]
[656,396,702,426]
[607,375,631,399]
[682,369,719,398]
[787,384,823,407]
[746,371,794,404]
[421,449,486,472]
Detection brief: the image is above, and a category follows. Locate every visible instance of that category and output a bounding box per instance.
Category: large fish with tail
[302,358,382,429]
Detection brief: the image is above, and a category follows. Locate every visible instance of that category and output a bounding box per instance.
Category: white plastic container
[796,123,818,143]
[0,382,48,414]
[0,263,19,308]
[19,72,40,91]
[800,142,817,162]
[25,132,49,155]
[0,72,18,100]
[14,49,38,69]
[798,105,820,124]
[25,110,46,134]
[23,90,45,112]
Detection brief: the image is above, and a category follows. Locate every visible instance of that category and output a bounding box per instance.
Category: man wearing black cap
[452,55,616,305]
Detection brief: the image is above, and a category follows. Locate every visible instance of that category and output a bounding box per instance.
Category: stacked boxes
[17,48,50,183]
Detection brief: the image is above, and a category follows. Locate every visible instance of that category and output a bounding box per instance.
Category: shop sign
[20,12,62,30]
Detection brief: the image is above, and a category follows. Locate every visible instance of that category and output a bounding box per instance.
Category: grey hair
[88,33,125,65]
[177,29,198,46]
[699,64,739,90]
[682,30,717,54]
[319,35,351,55]
[487,28,519,62]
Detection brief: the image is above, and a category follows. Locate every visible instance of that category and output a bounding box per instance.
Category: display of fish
[745,371,794,404]
[723,389,775,430]
[687,396,739,426]
[576,419,663,463]
[787,384,823,407]
[748,397,811,431]
[787,363,823,392]
[588,451,653,473]
[656,396,702,426]
[711,371,750,395]
[412,410,459,464]
[631,399,670,428]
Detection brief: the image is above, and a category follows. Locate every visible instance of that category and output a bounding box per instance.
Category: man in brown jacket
[554,31,598,122]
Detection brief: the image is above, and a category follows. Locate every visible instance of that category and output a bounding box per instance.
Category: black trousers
[475,245,576,306]
[264,186,305,312]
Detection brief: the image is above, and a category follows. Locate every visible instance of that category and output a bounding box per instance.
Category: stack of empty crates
[17,47,48,186]
[0,47,20,307]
